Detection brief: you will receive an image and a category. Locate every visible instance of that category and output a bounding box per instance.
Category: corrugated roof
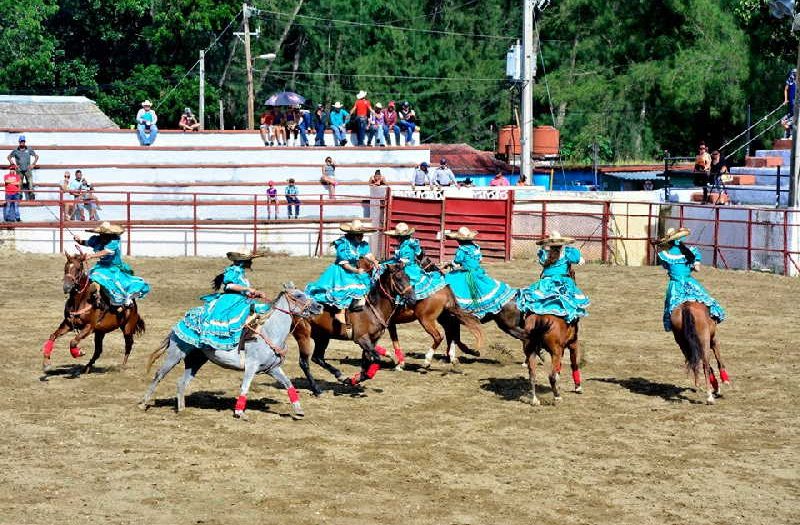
[428,143,513,175]
[0,95,117,130]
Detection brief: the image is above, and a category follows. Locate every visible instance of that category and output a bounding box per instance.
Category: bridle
[64,256,90,295]
[376,265,412,301]
[244,290,317,359]
[364,265,413,328]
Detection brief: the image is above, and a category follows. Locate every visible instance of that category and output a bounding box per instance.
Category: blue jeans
[399,120,415,145]
[315,125,326,146]
[137,124,158,145]
[3,194,20,221]
[367,126,386,146]
[299,126,309,146]
[386,124,401,145]
[332,125,347,146]
[355,116,368,146]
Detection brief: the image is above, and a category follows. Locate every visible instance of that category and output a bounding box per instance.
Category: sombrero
[656,227,690,245]
[86,221,124,235]
[339,219,377,233]
[356,90,367,100]
[226,248,267,261]
[445,226,478,241]
[536,230,575,246]
[384,222,415,237]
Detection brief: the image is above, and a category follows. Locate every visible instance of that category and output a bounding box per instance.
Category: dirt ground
[0,252,798,525]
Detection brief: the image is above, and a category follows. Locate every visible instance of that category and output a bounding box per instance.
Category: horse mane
[676,242,696,266]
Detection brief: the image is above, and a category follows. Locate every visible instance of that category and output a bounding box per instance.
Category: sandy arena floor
[0,252,797,525]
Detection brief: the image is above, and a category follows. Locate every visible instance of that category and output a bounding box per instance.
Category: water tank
[533,126,560,156]
[497,125,520,156]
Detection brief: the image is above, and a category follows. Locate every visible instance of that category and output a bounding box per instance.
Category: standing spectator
[7,135,39,200]
[60,171,75,219]
[3,166,21,222]
[329,102,349,146]
[266,180,279,219]
[350,90,373,146]
[83,182,101,221]
[178,107,200,131]
[398,101,417,145]
[313,104,328,146]
[432,158,457,187]
[412,162,431,188]
[321,156,337,197]
[708,150,729,203]
[385,101,401,146]
[693,142,712,202]
[286,178,301,219]
[298,107,312,147]
[260,108,276,146]
[367,102,387,147]
[136,100,159,146]
[784,68,797,138]
[489,169,510,186]
[285,106,300,146]
[68,170,87,220]
[369,169,387,186]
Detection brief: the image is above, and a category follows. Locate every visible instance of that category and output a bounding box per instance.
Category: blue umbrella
[264,91,305,106]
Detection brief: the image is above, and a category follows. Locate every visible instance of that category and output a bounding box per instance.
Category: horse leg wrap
[572,369,582,386]
[287,387,300,404]
[234,395,247,412]
[69,346,83,358]
[42,340,55,358]
[394,347,406,364]
[720,369,730,383]
[366,363,380,379]
[374,345,387,357]
[709,372,719,391]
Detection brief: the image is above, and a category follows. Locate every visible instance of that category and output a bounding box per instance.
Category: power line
[253,69,505,82]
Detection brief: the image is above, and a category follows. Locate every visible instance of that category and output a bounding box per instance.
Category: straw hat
[141,100,152,107]
[86,221,124,235]
[375,102,383,109]
[333,101,343,109]
[384,222,415,237]
[656,227,690,245]
[356,90,367,100]
[226,248,266,262]
[445,226,478,241]
[536,230,575,246]
[339,219,377,233]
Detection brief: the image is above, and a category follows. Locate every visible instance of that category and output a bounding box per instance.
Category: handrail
[718,103,785,154]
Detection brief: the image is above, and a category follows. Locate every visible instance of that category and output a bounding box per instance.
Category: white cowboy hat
[226,248,266,261]
[86,221,124,235]
[536,230,575,246]
[333,101,343,109]
[656,227,690,245]
[339,219,377,233]
[445,226,478,241]
[141,100,152,107]
[384,222,416,237]
[356,90,367,100]
[375,102,383,109]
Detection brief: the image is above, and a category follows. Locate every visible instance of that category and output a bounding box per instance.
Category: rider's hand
[73,235,81,243]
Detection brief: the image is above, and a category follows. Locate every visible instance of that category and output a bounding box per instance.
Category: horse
[292,262,415,395]
[522,313,581,406]
[669,301,729,404]
[42,252,145,374]
[140,285,323,419]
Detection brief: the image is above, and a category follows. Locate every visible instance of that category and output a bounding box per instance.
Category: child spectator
[321,156,337,197]
[369,169,387,186]
[260,108,276,146]
[286,178,301,219]
[266,180,279,220]
[83,182,101,220]
[179,108,200,131]
[3,165,21,222]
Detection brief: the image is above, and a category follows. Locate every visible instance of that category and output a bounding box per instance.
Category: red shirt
[260,113,274,126]
[4,171,20,196]
[354,99,372,117]
[489,176,510,187]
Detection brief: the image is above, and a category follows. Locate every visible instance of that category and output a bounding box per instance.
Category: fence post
[192,193,198,257]
[439,195,447,262]
[126,192,132,256]
[58,187,65,253]
[504,189,513,261]
[601,201,610,263]
[316,195,324,257]
[645,202,653,265]
[776,166,782,209]
[252,194,258,252]
[383,187,393,259]
[712,205,720,268]
[784,209,789,276]
[746,208,753,271]
[541,201,547,241]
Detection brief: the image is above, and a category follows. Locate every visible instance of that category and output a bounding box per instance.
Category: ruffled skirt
[88,265,150,306]
[445,268,516,318]
[662,277,726,331]
[516,276,590,323]
[173,293,271,351]
[305,264,372,309]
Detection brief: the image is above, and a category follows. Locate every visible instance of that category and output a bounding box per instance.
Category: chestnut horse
[670,301,729,404]
[522,314,581,405]
[42,253,145,374]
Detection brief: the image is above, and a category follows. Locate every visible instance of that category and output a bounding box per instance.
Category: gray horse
[139,285,322,419]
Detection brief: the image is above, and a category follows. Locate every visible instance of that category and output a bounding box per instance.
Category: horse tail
[134,316,146,337]
[146,334,170,375]
[449,305,485,349]
[526,314,552,356]
[680,303,704,385]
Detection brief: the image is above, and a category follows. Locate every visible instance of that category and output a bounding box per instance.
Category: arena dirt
[0,253,797,525]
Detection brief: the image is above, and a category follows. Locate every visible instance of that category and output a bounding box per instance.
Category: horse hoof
[137,402,150,411]
[553,396,563,403]
[233,410,249,420]
[423,361,432,369]
[574,385,583,394]
[394,363,404,371]
[291,404,305,420]
[42,359,52,373]
[528,397,541,406]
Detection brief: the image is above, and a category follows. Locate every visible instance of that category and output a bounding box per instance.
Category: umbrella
[264,91,305,106]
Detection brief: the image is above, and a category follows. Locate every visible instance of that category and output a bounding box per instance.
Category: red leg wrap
[235,395,247,412]
[720,369,730,383]
[70,346,83,358]
[394,347,405,364]
[350,372,361,385]
[42,340,55,358]
[374,345,387,357]
[709,372,719,391]
[287,387,300,404]
[366,363,380,379]
[572,369,582,386]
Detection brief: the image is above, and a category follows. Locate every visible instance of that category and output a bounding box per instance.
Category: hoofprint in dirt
[0,252,797,525]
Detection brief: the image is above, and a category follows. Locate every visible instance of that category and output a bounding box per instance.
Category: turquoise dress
[385,237,446,301]
[86,235,150,306]
[173,264,271,351]
[444,243,516,318]
[305,236,372,309]
[658,243,726,331]
[517,245,590,323]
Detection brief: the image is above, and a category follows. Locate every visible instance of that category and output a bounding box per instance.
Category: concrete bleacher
[728,140,790,206]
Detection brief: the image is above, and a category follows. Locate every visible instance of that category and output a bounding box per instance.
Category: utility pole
[199,50,205,130]
[791,36,800,207]
[243,2,255,130]
[520,0,536,184]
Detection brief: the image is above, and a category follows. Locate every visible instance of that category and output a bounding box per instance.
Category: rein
[366,269,409,328]
[244,290,314,357]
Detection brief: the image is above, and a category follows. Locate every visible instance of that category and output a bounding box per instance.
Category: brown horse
[42,253,145,374]
[522,314,581,406]
[293,262,414,395]
[670,301,729,404]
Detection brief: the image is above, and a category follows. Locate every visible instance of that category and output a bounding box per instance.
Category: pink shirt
[489,176,509,186]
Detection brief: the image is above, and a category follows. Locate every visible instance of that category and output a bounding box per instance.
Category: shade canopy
[264,91,305,106]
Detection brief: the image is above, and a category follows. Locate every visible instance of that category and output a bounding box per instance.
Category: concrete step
[730,166,788,187]
[773,138,792,150]
[730,174,756,185]
[745,156,782,168]
[690,192,730,204]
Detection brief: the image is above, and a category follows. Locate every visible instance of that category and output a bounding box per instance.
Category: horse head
[281,282,323,317]
[378,262,414,304]
[63,252,86,294]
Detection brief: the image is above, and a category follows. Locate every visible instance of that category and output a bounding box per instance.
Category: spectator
[369,169,387,186]
[489,169,510,186]
[693,142,711,202]
[178,107,200,131]
[367,102,387,147]
[516,174,528,186]
[398,101,417,145]
[260,108,276,146]
[321,156,337,197]
[313,104,327,146]
[708,150,729,203]
[3,165,21,222]
[83,182,101,221]
[286,178,301,219]
[460,177,475,188]
[643,180,654,191]
[7,135,39,200]
[412,162,431,188]
[136,100,159,146]
[350,90,373,146]
[285,106,300,147]
[329,102,349,146]
[266,180,279,220]
[784,68,797,138]
[432,158,457,187]
[273,107,287,146]
[385,101,401,146]
[298,107,312,147]
[67,170,87,220]
[60,171,75,219]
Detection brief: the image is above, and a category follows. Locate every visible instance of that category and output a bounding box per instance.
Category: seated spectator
[369,169,387,186]
[321,156,337,197]
[67,169,87,220]
[179,108,200,131]
[367,103,387,147]
[329,102,350,146]
[266,180,278,220]
[385,101,401,146]
[286,178,301,219]
[516,174,528,186]
[136,100,158,146]
[83,182,101,221]
[398,101,417,145]
[273,107,287,146]
[432,158,456,187]
[285,106,300,147]
[260,108,276,146]
[460,177,475,188]
[489,169,510,186]
[3,165,21,222]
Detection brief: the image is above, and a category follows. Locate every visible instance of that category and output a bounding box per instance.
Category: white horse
[140,285,322,419]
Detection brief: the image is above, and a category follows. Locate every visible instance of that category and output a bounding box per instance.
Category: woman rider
[72,221,150,312]
[305,219,379,326]
[443,226,516,318]
[173,249,272,351]
[383,222,446,302]
[517,230,590,322]
[656,227,725,331]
